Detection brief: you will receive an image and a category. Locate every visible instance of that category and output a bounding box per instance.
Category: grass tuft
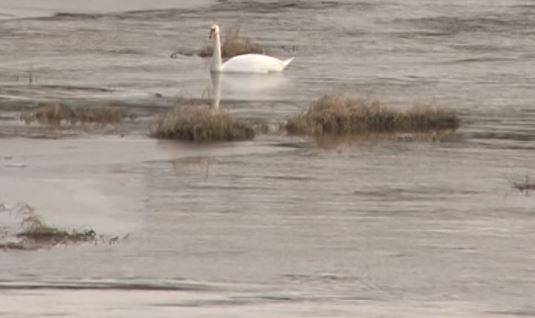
[21,103,129,125]
[151,105,255,142]
[286,95,460,136]
[199,25,264,58]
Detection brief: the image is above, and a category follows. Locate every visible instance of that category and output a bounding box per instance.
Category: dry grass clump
[286,95,460,136]
[151,105,255,142]
[199,25,264,58]
[21,103,128,125]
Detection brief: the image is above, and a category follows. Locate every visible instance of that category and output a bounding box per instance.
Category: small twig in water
[26,65,34,88]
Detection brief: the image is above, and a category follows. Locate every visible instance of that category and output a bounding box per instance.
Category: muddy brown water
[1,0,535,317]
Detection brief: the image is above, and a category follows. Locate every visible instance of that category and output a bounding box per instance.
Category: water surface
[0,0,534,317]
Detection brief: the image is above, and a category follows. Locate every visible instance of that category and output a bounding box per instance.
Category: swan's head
[209,25,220,39]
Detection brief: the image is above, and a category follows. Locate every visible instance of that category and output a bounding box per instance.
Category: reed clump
[21,103,128,125]
[151,105,255,142]
[199,25,264,58]
[286,95,460,136]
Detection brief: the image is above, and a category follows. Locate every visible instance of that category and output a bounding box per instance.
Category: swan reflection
[209,72,289,110]
[210,72,221,112]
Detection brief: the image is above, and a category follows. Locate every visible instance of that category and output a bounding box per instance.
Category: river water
[0,0,534,317]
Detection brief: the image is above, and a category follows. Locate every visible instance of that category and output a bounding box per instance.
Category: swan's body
[221,54,294,73]
[209,25,294,74]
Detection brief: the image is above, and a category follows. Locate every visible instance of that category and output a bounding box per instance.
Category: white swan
[209,24,294,74]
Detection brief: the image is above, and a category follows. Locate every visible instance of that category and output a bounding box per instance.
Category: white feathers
[209,24,294,74]
[220,54,294,73]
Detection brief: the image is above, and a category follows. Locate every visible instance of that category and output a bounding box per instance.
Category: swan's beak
[209,29,214,39]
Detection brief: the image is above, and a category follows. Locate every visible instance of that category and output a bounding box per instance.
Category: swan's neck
[211,33,222,73]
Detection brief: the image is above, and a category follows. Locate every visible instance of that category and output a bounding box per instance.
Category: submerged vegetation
[0,213,96,250]
[286,95,460,137]
[151,105,255,142]
[512,176,535,193]
[17,215,96,244]
[21,103,130,125]
[199,25,264,58]
[0,203,126,251]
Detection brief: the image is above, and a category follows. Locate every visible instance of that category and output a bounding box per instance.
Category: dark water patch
[0,98,172,114]
[309,131,462,149]
[0,85,113,93]
[189,184,272,191]
[468,141,535,151]
[282,273,361,285]
[154,298,253,308]
[353,186,480,202]
[468,131,535,143]
[34,12,103,21]
[461,109,535,146]
[35,85,114,93]
[211,0,361,14]
[519,52,535,60]
[154,294,307,308]
[0,282,212,292]
[487,310,535,317]
[262,175,315,181]
[510,4,535,10]
[283,273,340,282]
[448,57,518,64]
[254,295,298,302]
[0,127,80,139]
[0,115,16,121]
[25,8,198,22]
[117,8,199,20]
[89,48,145,55]
[452,44,515,53]
[0,28,50,38]
[53,12,99,20]
[275,142,312,149]
[401,15,535,36]
[394,31,454,39]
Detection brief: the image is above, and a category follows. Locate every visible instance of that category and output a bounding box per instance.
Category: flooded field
[1,0,535,317]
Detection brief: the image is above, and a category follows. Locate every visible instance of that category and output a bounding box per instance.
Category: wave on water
[0,279,216,292]
[0,0,213,20]
[400,13,535,36]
